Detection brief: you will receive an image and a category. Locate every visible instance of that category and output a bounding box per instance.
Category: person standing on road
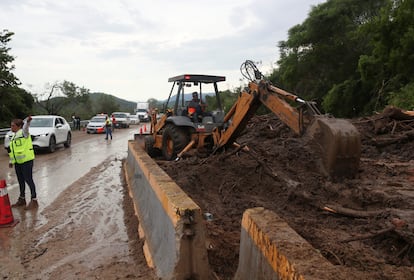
[72,114,76,129]
[76,115,81,130]
[111,114,116,132]
[105,115,113,140]
[8,116,38,210]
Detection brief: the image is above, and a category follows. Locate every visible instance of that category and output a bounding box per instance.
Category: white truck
[136,102,150,122]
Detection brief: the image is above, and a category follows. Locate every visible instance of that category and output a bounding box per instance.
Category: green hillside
[31,92,137,123]
[89,92,137,114]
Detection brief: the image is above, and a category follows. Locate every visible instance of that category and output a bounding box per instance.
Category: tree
[35,80,91,116]
[0,30,19,88]
[147,98,161,112]
[0,30,34,127]
[275,0,389,117]
[94,94,119,115]
[205,89,238,113]
[357,0,414,111]
[0,87,34,126]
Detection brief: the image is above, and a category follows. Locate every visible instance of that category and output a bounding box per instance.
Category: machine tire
[64,132,72,148]
[48,135,56,153]
[144,135,161,157]
[162,124,190,160]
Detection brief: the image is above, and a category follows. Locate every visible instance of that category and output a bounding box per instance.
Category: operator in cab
[187,92,204,122]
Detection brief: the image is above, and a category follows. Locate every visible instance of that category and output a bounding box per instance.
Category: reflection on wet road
[0,128,136,208]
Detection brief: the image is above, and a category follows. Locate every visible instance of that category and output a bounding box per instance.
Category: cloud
[0,0,325,102]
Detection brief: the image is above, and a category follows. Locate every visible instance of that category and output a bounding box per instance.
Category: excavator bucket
[306,116,361,178]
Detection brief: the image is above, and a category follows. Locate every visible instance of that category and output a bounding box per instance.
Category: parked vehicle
[111,112,131,128]
[4,115,72,153]
[130,114,140,125]
[86,115,107,134]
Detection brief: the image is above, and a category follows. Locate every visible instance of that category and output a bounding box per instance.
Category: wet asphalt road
[0,126,141,207]
[0,124,157,279]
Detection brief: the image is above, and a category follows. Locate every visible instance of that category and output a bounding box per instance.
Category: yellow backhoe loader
[142,60,361,178]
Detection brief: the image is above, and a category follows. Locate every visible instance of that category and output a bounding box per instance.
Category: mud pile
[158,106,414,279]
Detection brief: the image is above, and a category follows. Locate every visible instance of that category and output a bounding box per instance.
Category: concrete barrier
[234,207,352,280]
[125,141,211,280]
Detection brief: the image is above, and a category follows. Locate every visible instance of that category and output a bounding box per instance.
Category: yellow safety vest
[105,119,112,127]
[9,129,35,164]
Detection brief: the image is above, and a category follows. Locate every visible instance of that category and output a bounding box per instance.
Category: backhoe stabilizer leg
[175,139,196,161]
[306,116,361,178]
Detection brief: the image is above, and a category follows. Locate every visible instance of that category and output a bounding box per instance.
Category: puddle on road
[38,156,126,242]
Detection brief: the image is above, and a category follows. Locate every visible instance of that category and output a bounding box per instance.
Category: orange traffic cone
[0,179,19,228]
[143,124,147,133]
[139,127,143,135]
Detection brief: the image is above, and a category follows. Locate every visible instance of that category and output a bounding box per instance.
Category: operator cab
[165,74,226,129]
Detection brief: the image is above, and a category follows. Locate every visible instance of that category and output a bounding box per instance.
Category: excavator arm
[212,69,361,178]
[213,80,304,149]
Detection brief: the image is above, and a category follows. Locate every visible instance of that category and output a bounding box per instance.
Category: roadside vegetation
[1,0,413,128]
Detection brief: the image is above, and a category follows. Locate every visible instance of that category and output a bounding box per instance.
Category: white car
[129,114,140,125]
[86,115,107,134]
[4,115,72,153]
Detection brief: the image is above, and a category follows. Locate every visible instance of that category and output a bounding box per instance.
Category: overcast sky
[1,0,325,102]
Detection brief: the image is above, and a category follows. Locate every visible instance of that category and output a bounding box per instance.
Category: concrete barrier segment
[235,207,352,280]
[125,141,211,280]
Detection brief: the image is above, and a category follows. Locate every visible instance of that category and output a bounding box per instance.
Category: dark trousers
[14,160,37,199]
[105,127,112,139]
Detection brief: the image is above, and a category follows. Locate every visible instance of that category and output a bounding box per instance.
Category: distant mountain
[89,92,136,113]
[28,92,138,124]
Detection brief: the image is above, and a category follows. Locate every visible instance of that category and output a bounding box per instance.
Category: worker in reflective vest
[8,116,38,210]
[105,115,113,140]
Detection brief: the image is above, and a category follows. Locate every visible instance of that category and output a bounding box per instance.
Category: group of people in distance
[71,115,81,130]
